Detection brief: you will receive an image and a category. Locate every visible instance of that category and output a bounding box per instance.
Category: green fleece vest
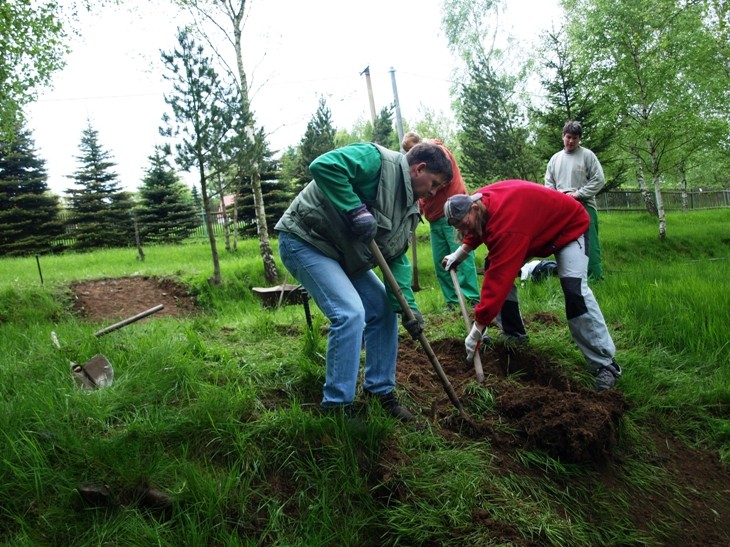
[275,144,420,276]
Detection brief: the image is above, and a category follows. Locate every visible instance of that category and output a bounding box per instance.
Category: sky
[26,0,564,195]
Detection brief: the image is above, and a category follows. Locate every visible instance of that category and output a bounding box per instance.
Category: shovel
[52,332,114,390]
[53,304,165,390]
[449,269,485,382]
[368,241,468,419]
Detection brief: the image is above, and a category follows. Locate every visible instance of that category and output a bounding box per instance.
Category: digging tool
[53,304,165,390]
[52,331,114,390]
[449,269,485,382]
[92,304,164,337]
[368,240,468,419]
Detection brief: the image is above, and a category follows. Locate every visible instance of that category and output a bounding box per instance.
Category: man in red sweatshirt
[442,180,621,390]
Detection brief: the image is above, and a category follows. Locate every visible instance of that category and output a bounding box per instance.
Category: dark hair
[562,120,583,137]
[405,142,453,183]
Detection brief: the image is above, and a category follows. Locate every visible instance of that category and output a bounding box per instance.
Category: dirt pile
[396,338,627,463]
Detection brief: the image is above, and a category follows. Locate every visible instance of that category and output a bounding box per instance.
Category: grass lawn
[1,209,729,545]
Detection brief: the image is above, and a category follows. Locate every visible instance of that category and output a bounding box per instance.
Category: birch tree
[175,0,279,283]
[564,0,728,238]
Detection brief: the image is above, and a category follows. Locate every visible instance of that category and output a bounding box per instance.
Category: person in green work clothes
[545,120,605,280]
[401,132,480,310]
[275,142,453,421]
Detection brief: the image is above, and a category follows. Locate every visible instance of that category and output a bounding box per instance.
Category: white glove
[465,323,485,362]
[442,246,469,271]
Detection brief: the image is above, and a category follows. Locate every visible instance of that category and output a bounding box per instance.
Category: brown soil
[70,276,197,323]
[68,276,730,545]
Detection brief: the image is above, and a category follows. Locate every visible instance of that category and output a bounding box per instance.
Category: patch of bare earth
[70,276,197,323]
[68,277,730,545]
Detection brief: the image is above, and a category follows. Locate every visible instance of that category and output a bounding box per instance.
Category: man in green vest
[275,142,452,420]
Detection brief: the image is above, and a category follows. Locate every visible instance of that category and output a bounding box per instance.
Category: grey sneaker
[595,361,622,390]
[365,390,414,422]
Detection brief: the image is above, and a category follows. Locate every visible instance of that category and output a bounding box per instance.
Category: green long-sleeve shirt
[279,143,419,311]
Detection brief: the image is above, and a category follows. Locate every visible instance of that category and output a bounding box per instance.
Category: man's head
[406,142,453,199]
[444,193,484,235]
[562,120,583,153]
[402,131,422,152]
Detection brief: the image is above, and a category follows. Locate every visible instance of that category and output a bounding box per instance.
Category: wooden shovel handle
[368,241,466,416]
[449,269,485,382]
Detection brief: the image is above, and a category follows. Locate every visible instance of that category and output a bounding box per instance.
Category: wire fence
[49,190,729,248]
[596,189,729,211]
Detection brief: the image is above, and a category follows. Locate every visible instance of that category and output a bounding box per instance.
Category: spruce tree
[457,59,542,184]
[237,141,293,237]
[0,122,63,256]
[135,148,199,243]
[372,105,397,149]
[65,121,134,250]
[295,97,336,190]
[531,29,626,189]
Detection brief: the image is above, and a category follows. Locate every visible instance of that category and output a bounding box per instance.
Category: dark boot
[365,390,414,422]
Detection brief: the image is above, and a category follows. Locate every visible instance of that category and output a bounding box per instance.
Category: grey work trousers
[496,234,615,372]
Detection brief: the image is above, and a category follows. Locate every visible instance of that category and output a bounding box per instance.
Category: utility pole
[387,67,420,290]
[360,66,377,125]
[389,67,405,151]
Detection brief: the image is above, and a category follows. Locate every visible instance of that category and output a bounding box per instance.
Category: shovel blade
[72,354,114,390]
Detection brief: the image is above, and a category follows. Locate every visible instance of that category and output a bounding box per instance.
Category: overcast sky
[26,0,563,195]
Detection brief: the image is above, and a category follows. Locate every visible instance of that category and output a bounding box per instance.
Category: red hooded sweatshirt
[462,180,589,326]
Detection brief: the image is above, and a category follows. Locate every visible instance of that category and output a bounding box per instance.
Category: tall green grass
[1,209,728,545]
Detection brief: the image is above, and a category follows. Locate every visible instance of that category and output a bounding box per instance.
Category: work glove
[442,246,469,271]
[402,309,425,339]
[465,323,486,362]
[346,204,377,243]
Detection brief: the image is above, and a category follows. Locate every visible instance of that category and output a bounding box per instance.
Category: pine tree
[0,121,63,256]
[457,59,541,184]
[372,105,397,149]
[160,28,230,283]
[295,97,336,190]
[135,148,199,243]
[65,121,134,250]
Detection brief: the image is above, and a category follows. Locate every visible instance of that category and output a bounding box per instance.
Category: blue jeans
[278,232,398,407]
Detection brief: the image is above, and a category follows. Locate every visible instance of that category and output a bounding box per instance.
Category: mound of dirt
[70,276,197,323]
[396,338,627,463]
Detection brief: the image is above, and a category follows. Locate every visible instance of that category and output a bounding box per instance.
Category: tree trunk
[652,174,667,240]
[650,151,666,240]
[199,168,221,285]
[633,152,658,216]
[252,166,279,283]
[133,215,145,261]
[679,163,688,212]
[215,170,231,252]
[232,177,240,252]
